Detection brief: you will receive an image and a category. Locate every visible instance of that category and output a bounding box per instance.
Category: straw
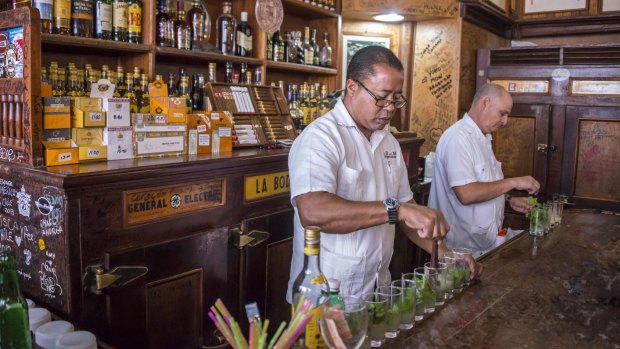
[281,314,313,349]
[249,321,255,349]
[215,298,233,320]
[430,240,438,268]
[230,318,249,349]
[267,321,287,349]
[208,311,238,349]
[258,319,270,349]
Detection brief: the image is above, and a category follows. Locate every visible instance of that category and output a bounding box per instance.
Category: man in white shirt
[428,83,540,257]
[287,46,479,301]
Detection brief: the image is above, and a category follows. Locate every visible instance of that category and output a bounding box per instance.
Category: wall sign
[524,0,587,13]
[244,171,289,201]
[124,180,226,226]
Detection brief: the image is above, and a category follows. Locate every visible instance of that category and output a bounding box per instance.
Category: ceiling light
[373,13,404,22]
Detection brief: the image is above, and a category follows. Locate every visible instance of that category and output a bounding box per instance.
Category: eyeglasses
[354,80,407,109]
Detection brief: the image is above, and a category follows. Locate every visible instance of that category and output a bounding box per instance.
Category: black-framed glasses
[354,80,407,109]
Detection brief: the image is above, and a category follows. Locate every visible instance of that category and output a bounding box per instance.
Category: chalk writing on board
[17,185,31,218]
[39,259,63,299]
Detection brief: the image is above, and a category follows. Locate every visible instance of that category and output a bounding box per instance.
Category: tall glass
[551,200,563,226]
[320,295,368,349]
[422,265,445,307]
[375,286,402,338]
[412,267,436,314]
[529,206,546,236]
[451,248,473,288]
[438,256,457,299]
[390,279,416,330]
[402,273,424,321]
[543,202,553,233]
[361,292,388,347]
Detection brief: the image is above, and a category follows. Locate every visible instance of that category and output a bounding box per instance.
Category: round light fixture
[373,13,404,22]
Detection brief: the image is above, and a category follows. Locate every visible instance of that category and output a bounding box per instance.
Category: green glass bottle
[0,251,32,349]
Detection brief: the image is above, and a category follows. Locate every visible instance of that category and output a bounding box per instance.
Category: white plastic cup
[29,307,52,333]
[26,298,36,308]
[56,331,97,349]
[35,320,74,348]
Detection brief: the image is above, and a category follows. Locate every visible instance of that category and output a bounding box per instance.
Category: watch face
[385,197,398,207]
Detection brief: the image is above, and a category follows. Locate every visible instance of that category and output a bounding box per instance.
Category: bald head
[471,83,509,108]
[468,83,513,134]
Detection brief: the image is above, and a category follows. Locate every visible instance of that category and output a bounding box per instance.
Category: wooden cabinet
[477,45,620,212]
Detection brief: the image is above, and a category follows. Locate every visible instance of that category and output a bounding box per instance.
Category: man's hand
[512,176,540,195]
[509,196,534,213]
[399,203,449,240]
[465,254,484,279]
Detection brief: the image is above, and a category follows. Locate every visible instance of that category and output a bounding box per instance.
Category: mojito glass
[413,267,436,314]
[390,279,416,330]
[451,248,472,288]
[375,286,402,338]
[362,292,388,347]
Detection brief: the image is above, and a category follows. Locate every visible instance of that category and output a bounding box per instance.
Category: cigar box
[43,97,71,129]
[71,128,103,146]
[71,97,106,128]
[168,97,188,123]
[133,131,186,158]
[210,111,233,153]
[103,98,131,127]
[103,127,134,160]
[43,140,79,166]
[150,96,169,115]
[187,114,212,155]
[78,145,108,161]
[42,128,71,141]
[131,113,169,127]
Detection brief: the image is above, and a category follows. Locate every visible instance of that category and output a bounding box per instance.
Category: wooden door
[237,208,294,335]
[563,106,620,211]
[101,226,233,349]
[493,103,551,194]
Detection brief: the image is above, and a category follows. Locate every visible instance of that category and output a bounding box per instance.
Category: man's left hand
[509,196,533,213]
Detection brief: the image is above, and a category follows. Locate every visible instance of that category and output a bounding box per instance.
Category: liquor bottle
[174,0,191,50]
[186,0,205,48]
[308,84,318,122]
[178,75,193,114]
[53,0,71,35]
[238,63,247,84]
[95,0,113,39]
[207,62,217,83]
[299,84,312,127]
[71,0,94,37]
[288,84,303,134]
[291,226,328,349]
[319,32,332,67]
[318,279,345,310]
[216,2,236,55]
[318,84,330,116]
[310,28,320,66]
[127,0,142,43]
[0,252,32,349]
[224,62,233,83]
[115,67,126,97]
[112,0,129,41]
[66,72,81,96]
[265,33,273,61]
[235,11,252,57]
[156,0,172,47]
[191,73,204,111]
[101,64,110,79]
[302,27,313,65]
[272,29,285,62]
[132,67,142,95]
[33,0,53,33]
[123,72,138,113]
[138,73,150,113]
[167,73,177,97]
[200,1,211,41]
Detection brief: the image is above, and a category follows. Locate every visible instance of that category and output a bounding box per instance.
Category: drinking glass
[375,286,402,338]
[551,200,563,226]
[422,265,445,307]
[530,206,548,236]
[320,295,368,349]
[412,267,436,314]
[451,248,473,288]
[543,202,553,233]
[390,279,416,330]
[361,292,388,347]
[438,256,456,299]
[401,273,424,321]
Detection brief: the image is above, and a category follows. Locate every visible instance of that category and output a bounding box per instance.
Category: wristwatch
[383,197,400,225]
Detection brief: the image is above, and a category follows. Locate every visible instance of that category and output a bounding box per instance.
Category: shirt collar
[335,98,390,136]
[463,113,493,142]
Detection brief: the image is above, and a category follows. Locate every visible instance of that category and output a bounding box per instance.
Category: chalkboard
[0,176,67,314]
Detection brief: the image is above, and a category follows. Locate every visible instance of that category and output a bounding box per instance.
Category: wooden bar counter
[385,210,620,348]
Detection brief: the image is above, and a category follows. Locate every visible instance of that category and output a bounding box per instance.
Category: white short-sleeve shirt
[428,113,505,255]
[287,99,413,302]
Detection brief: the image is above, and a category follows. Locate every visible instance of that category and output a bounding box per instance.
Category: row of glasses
[529,199,564,236]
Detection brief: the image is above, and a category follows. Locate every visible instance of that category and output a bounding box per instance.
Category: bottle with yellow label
[292,226,328,349]
[127,0,142,43]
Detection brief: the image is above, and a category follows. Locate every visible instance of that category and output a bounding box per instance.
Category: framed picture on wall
[524,0,587,13]
[602,0,620,11]
[487,0,507,12]
[341,34,391,87]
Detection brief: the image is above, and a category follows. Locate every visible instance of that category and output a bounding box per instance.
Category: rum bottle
[0,252,32,349]
[95,0,113,39]
[138,74,150,113]
[53,0,71,35]
[156,0,173,47]
[302,27,313,65]
[71,0,94,37]
[33,0,53,33]
[216,2,236,55]
[174,0,191,50]
[319,32,332,67]
[310,28,319,66]
[291,226,328,349]
[123,72,138,113]
[272,29,285,62]
[178,75,193,114]
[127,0,142,43]
[235,11,252,57]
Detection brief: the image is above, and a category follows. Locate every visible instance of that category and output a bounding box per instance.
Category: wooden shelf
[266,61,337,75]
[41,33,151,53]
[156,46,263,66]
[282,0,339,18]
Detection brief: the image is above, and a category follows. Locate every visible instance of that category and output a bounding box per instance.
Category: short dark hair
[346,46,403,82]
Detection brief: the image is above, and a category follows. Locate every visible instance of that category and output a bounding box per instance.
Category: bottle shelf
[41,33,151,54]
[282,0,339,18]
[155,46,263,66]
[266,61,338,75]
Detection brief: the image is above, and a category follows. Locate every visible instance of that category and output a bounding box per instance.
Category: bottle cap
[327,278,340,292]
[56,331,97,349]
[240,11,248,21]
[35,320,74,349]
[29,307,52,332]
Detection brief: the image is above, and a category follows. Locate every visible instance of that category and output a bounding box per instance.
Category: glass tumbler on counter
[450,248,473,288]
[319,295,368,349]
[438,256,457,299]
[401,273,425,321]
[390,279,416,330]
[361,292,388,347]
[375,286,402,338]
[529,206,546,236]
[413,267,436,314]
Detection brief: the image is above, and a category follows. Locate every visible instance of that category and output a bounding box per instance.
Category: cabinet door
[101,226,233,349]
[493,103,550,194]
[238,209,294,334]
[563,106,620,211]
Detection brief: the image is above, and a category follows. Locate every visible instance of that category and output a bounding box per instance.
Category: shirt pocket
[320,247,367,296]
[337,166,363,200]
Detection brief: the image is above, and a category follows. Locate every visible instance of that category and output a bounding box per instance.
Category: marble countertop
[385,210,620,348]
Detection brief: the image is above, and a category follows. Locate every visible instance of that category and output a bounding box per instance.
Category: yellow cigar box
[150,96,169,115]
[210,111,233,153]
[42,128,71,141]
[43,97,71,129]
[43,140,79,166]
[71,127,103,146]
[78,145,108,161]
[71,97,106,128]
[168,97,188,123]
[187,114,212,155]
[149,79,168,98]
